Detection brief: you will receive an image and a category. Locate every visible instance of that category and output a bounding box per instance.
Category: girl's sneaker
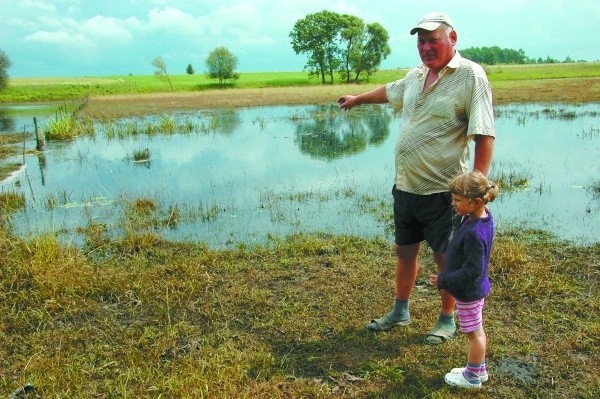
[450,367,489,382]
[444,371,482,389]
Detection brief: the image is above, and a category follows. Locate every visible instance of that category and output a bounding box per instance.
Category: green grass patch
[4,62,598,103]
[0,222,597,398]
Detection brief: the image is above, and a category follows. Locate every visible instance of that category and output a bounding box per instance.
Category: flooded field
[1,102,599,247]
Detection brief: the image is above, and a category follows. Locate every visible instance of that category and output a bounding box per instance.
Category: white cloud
[21,14,133,50]
[16,0,55,13]
[147,6,208,36]
[24,30,88,47]
[82,15,133,43]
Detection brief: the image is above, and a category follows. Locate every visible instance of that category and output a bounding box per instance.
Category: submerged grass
[0,221,598,398]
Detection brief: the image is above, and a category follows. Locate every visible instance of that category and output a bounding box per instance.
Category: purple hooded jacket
[437,210,494,302]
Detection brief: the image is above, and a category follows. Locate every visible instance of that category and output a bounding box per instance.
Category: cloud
[17,0,55,13]
[83,16,133,43]
[22,14,133,50]
[147,6,208,36]
[24,30,88,47]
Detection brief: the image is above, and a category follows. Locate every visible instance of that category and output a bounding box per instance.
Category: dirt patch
[494,357,538,384]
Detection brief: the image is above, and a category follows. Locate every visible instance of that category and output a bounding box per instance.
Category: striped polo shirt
[386,52,495,195]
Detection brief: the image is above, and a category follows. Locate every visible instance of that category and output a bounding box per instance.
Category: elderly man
[338,12,495,344]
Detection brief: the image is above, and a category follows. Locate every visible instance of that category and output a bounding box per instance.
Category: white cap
[410,12,454,35]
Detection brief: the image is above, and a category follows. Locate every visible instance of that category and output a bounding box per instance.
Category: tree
[205,47,239,85]
[346,22,390,82]
[0,49,12,91]
[186,64,195,75]
[290,11,390,84]
[151,56,173,90]
[338,14,365,84]
[290,10,344,84]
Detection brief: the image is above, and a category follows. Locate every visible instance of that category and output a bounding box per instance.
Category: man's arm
[473,135,494,175]
[338,85,389,110]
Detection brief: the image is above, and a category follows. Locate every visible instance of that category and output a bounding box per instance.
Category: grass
[1,62,599,104]
[0,64,599,397]
[0,190,25,211]
[132,148,151,162]
[0,221,598,398]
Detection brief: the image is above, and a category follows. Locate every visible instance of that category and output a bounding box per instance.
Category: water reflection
[0,109,15,132]
[0,102,598,247]
[295,104,391,160]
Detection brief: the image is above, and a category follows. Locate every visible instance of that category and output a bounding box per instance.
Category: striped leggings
[456,298,485,333]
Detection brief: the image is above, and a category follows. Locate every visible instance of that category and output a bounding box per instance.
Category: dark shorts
[392,186,453,253]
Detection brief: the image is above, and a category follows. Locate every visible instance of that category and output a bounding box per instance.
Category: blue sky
[1,0,598,77]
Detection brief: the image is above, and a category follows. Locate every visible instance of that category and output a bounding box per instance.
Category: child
[429,171,499,389]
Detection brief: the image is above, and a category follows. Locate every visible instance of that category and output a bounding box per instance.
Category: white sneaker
[444,371,482,389]
[450,367,489,382]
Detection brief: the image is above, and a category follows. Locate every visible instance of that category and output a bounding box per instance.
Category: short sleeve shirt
[386,52,495,195]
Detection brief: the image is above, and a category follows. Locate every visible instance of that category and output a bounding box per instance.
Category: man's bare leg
[366,243,419,331]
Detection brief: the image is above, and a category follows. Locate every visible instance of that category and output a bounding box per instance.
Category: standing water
[1,102,598,248]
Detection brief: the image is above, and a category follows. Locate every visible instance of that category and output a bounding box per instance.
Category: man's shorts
[392,186,453,253]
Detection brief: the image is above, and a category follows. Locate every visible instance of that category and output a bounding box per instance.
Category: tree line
[458,46,587,65]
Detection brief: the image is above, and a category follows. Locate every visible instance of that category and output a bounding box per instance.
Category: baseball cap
[410,13,454,35]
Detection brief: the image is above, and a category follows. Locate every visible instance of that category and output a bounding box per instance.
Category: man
[338,12,495,344]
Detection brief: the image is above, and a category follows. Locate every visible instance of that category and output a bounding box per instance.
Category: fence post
[34,117,44,151]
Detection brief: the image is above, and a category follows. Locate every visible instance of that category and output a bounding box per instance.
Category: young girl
[429,171,499,389]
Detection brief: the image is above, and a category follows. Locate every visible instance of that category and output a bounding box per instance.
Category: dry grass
[0,224,598,398]
[82,77,600,120]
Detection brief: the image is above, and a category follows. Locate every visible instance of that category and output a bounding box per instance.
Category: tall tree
[291,11,390,84]
[290,10,344,84]
[346,22,390,83]
[0,49,12,91]
[151,56,173,90]
[186,63,195,75]
[338,14,365,84]
[205,47,238,86]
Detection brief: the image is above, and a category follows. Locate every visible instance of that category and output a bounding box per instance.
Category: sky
[1,0,598,78]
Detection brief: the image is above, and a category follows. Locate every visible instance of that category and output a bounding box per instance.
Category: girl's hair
[448,170,499,204]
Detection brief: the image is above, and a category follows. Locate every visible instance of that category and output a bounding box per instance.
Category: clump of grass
[132,148,151,162]
[77,222,111,252]
[123,197,159,229]
[158,114,176,133]
[114,230,165,257]
[120,198,190,236]
[491,162,530,193]
[43,108,92,140]
[0,190,25,212]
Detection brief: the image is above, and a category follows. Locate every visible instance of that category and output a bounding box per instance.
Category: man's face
[417,26,457,72]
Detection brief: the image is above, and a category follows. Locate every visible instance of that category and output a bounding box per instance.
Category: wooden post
[34,117,44,151]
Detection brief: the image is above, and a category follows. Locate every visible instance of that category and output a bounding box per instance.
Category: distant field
[2,62,599,103]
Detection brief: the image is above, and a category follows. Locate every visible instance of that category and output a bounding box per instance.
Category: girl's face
[451,193,476,217]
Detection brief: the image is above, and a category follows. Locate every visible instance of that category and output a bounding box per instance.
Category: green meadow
[2,62,599,103]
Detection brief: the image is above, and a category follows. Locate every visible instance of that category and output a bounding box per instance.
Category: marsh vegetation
[0,67,599,398]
